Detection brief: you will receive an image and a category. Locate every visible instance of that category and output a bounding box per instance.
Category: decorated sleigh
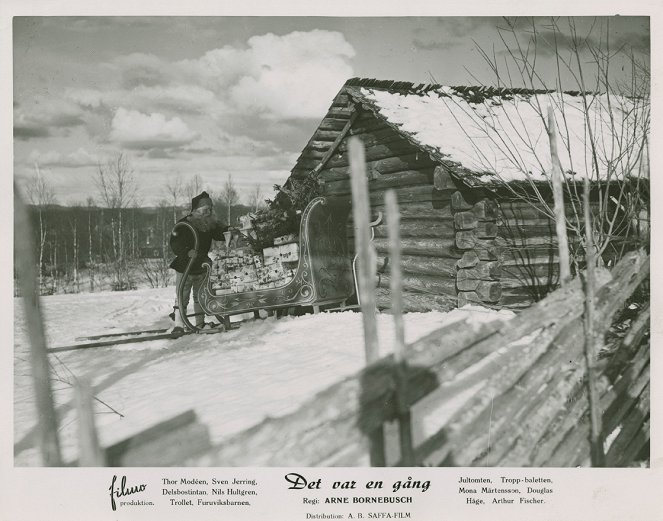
[175,196,356,331]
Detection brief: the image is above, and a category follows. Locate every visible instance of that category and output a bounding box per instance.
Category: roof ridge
[344,77,608,100]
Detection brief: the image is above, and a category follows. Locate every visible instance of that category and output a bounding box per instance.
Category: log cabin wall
[497,196,566,309]
[310,107,460,312]
[287,84,625,312]
[292,95,568,312]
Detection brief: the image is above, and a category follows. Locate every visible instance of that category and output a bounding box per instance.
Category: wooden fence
[186,248,648,467]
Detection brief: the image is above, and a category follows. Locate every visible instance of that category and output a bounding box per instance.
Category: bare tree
[442,17,649,268]
[247,183,267,212]
[95,153,140,290]
[183,174,204,205]
[221,174,240,225]
[164,175,182,224]
[25,163,57,294]
[86,197,96,292]
[68,204,81,293]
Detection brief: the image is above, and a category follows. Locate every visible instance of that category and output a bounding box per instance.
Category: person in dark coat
[169,191,229,335]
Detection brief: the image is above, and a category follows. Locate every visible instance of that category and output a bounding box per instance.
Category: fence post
[547,105,571,285]
[582,172,605,466]
[349,137,385,466]
[14,186,63,466]
[75,378,106,466]
[385,190,415,466]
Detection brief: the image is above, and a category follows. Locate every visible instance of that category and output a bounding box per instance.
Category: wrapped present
[274,233,297,245]
[279,242,299,262]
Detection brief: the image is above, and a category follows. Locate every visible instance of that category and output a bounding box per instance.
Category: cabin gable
[282,78,644,311]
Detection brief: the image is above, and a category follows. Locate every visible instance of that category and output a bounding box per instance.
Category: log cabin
[282,78,649,311]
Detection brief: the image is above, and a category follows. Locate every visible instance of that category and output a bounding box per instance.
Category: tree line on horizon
[15,154,266,295]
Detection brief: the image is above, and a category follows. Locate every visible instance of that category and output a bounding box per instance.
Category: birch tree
[25,163,57,294]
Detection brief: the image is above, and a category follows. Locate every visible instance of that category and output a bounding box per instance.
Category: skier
[169,191,229,337]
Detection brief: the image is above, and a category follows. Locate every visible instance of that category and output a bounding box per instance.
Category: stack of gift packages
[211,233,299,294]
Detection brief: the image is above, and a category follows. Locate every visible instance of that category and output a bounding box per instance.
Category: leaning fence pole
[547,105,571,285]
[14,186,62,466]
[75,378,106,466]
[349,137,384,465]
[385,190,415,466]
[582,168,605,467]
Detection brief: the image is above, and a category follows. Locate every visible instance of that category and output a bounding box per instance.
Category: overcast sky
[13,16,649,206]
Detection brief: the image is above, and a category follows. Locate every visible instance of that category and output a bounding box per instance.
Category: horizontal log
[377,254,460,278]
[498,224,577,239]
[299,148,327,161]
[318,117,350,131]
[369,152,438,175]
[377,272,458,296]
[319,165,435,184]
[323,170,433,195]
[499,286,554,299]
[371,220,455,240]
[375,288,456,312]
[498,202,579,221]
[320,155,438,181]
[499,216,560,227]
[367,185,447,207]
[340,185,450,211]
[500,248,559,265]
[338,129,404,151]
[497,297,535,310]
[326,140,423,169]
[371,237,461,259]
[455,231,503,251]
[307,140,334,152]
[350,115,393,134]
[499,275,559,290]
[312,129,342,142]
[326,106,354,119]
[501,262,560,279]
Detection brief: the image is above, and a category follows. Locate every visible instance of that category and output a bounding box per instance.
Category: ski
[75,328,168,341]
[49,327,225,354]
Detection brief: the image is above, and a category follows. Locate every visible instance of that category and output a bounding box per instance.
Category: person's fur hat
[191,191,212,211]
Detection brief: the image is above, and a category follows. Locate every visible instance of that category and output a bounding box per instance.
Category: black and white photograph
[3,6,661,521]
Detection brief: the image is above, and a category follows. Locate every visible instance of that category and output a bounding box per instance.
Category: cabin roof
[290,78,649,188]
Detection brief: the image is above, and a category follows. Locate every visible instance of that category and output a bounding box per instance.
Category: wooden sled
[194,196,355,321]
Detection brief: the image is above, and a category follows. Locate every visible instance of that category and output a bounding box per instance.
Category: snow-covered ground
[14,287,513,466]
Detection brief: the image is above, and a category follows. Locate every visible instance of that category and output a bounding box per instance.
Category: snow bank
[14,288,514,466]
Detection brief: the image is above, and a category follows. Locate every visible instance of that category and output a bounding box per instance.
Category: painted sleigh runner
[177,196,356,331]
